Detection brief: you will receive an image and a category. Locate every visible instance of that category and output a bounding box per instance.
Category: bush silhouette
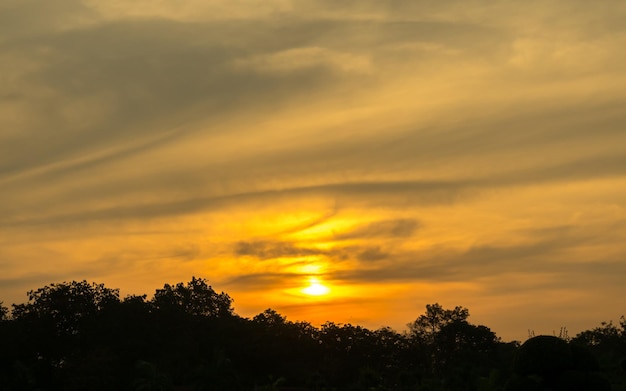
[510,335,610,391]
[555,370,610,391]
[513,335,572,378]
[569,343,599,372]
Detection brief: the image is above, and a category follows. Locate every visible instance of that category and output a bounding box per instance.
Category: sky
[1,0,625,341]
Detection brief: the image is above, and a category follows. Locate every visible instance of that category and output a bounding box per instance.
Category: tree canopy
[0,278,624,391]
[152,276,233,317]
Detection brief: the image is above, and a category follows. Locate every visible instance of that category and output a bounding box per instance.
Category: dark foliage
[0,279,624,390]
[0,301,8,321]
[507,335,611,391]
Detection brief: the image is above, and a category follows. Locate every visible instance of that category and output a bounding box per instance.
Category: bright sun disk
[302,279,330,296]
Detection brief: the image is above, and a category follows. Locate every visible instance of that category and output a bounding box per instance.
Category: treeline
[0,277,625,390]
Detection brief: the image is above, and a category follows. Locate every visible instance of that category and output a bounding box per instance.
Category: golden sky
[1,0,626,341]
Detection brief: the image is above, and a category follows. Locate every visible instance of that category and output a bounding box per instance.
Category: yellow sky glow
[301,278,331,296]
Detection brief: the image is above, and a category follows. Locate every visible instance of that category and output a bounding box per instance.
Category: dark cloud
[3,146,626,228]
[357,247,389,262]
[491,153,626,187]
[0,0,96,39]
[336,219,420,240]
[0,4,519,184]
[2,1,625,233]
[233,240,392,263]
[0,20,345,179]
[332,221,626,285]
[234,241,326,260]
[0,179,471,228]
[202,100,626,197]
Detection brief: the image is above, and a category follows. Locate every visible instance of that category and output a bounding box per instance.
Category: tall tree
[152,277,233,317]
[8,281,121,389]
[12,280,119,336]
[407,303,469,344]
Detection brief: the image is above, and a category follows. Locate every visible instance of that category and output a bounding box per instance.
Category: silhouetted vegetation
[1,278,625,390]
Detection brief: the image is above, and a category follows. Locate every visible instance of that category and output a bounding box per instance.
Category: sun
[302,278,330,296]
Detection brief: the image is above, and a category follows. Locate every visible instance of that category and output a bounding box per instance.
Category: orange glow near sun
[302,278,330,296]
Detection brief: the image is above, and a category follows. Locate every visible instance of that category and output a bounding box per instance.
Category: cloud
[332,219,626,285]
[3,0,625,232]
[0,178,471,228]
[85,0,294,22]
[5,13,410,184]
[234,241,326,260]
[335,219,420,240]
[3,149,626,228]
[0,0,97,38]
[235,46,373,74]
[233,240,390,263]
[356,247,389,262]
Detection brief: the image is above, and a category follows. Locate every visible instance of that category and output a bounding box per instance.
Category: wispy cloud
[335,219,420,240]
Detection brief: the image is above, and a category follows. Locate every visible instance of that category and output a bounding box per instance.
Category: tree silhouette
[573,320,622,346]
[407,303,469,344]
[11,280,119,336]
[152,277,233,317]
[6,281,121,389]
[0,301,8,321]
[253,308,287,326]
[191,349,241,391]
[571,317,626,390]
[132,360,173,391]
[507,335,610,391]
[2,279,625,390]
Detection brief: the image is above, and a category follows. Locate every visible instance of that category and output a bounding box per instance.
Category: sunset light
[1,0,626,347]
[302,278,331,296]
